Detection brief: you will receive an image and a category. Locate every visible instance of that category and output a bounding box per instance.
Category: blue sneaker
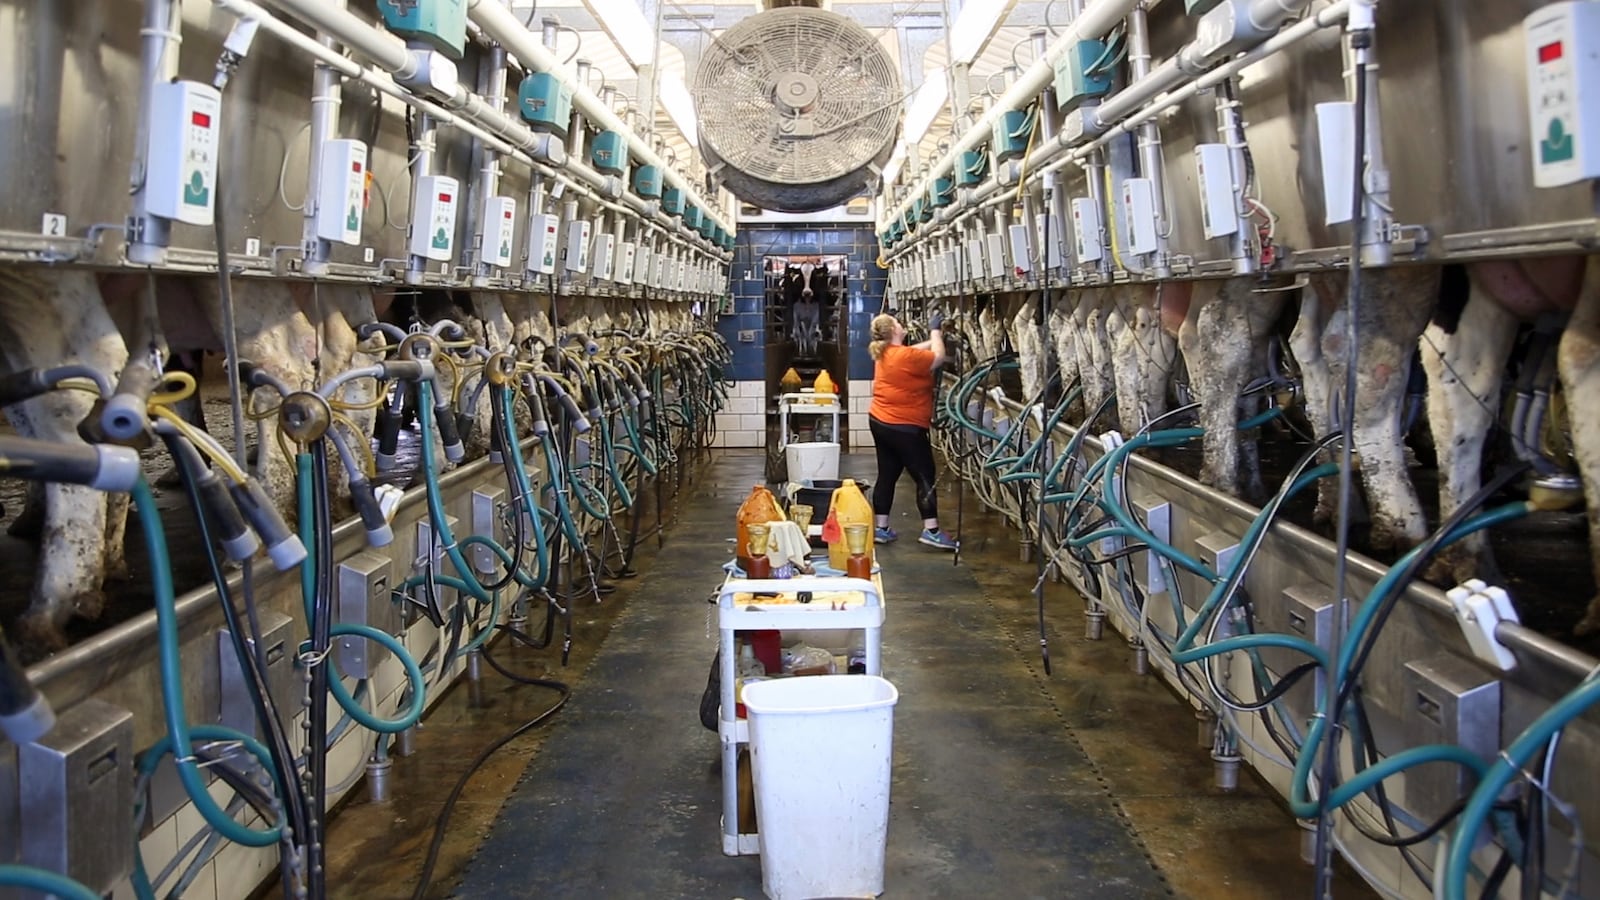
[874,526,898,544]
[919,528,958,551]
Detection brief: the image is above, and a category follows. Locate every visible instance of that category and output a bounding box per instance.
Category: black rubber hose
[161,430,310,876]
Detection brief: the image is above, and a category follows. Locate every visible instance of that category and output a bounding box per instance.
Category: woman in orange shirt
[866,311,957,550]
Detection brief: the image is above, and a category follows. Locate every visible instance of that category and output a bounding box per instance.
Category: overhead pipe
[1124,2,1171,277]
[884,0,1351,264]
[300,0,346,276]
[469,20,511,286]
[1038,0,1352,177]
[1074,0,1321,145]
[236,0,722,269]
[468,0,734,238]
[125,0,183,266]
[881,0,1140,230]
[889,0,1344,262]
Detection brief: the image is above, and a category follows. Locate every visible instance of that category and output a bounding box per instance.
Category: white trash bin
[785,441,840,485]
[742,675,898,900]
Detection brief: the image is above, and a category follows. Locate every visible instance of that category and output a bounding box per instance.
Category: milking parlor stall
[2,0,1600,899]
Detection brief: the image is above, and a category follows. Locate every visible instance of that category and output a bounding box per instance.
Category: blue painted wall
[716,224,888,382]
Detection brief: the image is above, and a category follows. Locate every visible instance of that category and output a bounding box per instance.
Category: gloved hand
[928,310,945,332]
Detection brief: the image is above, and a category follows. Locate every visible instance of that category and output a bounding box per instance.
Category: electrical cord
[1314,41,1371,890]
[409,647,570,900]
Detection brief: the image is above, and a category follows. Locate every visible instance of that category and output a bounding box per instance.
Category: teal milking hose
[295,453,426,734]
[0,865,102,900]
[135,478,283,847]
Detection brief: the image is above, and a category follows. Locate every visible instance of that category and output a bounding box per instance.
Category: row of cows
[0,265,699,651]
[952,254,1600,636]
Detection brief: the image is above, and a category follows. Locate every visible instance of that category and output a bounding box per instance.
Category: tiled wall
[713,381,767,448]
[848,379,874,450]
[717,225,890,384]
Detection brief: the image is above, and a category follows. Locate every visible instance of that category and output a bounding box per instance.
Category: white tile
[212,838,274,900]
[727,431,762,448]
[738,414,768,431]
[185,864,219,900]
[738,381,765,398]
[725,397,761,415]
[710,430,727,448]
[372,654,405,710]
[139,815,180,884]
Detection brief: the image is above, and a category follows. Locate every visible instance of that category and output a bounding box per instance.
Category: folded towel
[765,519,811,569]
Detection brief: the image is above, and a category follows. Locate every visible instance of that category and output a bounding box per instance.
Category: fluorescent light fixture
[903,67,948,147]
[583,0,655,68]
[949,0,1013,66]
[660,71,698,147]
[881,142,908,186]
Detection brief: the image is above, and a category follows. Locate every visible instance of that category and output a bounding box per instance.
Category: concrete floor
[317,449,1376,899]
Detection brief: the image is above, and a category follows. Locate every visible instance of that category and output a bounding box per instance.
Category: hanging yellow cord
[452,363,485,406]
[331,411,377,479]
[1014,107,1041,207]
[1102,163,1127,271]
[148,371,197,406]
[52,378,105,396]
[149,405,250,484]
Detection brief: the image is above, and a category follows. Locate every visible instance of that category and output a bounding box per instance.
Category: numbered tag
[41,213,66,237]
[363,247,375,264]
[244,237,261,257]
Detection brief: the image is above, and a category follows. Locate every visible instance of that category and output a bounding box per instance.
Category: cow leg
[1107,296,1140,434]
[0,268,128,649]
[1292,277,1342,527]
[1420,272,1518,585]
[1558,258,1600,635]
[200,279,318,512]
[1341,267,1438,552]
[1012,293,1045,401]
[1132,287,1177,434]
[6,480,46,538]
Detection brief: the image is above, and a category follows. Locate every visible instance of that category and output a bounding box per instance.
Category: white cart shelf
[778,391,841,448]
[716,573,885,856]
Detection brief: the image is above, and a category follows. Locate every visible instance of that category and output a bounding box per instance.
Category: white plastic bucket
[742,675,898,900]
[785,441,840,485]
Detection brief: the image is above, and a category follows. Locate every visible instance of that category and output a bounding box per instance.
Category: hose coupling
[279,391,333,444]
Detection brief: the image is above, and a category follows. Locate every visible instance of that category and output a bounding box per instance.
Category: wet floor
[315,450,1375,899]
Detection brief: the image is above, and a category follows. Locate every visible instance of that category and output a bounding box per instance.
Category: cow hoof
[6,502,45,540]
[71,588,107,621]
[1575,602,1600,637]
[12,611,70,654]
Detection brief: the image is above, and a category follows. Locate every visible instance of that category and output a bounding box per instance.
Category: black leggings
[869,416,938,520]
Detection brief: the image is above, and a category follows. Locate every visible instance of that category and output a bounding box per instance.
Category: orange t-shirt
[869,345,936,429]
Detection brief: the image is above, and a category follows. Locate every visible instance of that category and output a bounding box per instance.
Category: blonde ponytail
[868,313,897,361]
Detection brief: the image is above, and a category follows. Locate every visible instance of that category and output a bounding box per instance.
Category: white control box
[967,237,986,280]
[1070,197,1104,263]
[1008,223,1032,275]
[591,232,615,281]
[524,212,559,275]
[315,139,367,244]
[634,244,652,284]
[1120,178,1159,254]
[481,196,517,269]
[1525,1,1600,187]
[1035,213,1065,269]
[985,232,1008,279]
[1194,143,1239,239]
[617,242,636,285]
[564,220,591,273]
[653,252,668,288]
[676,258,687,291]
[1314,102,1357,225]
[146,80,222,226]
[409,175,459,261]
